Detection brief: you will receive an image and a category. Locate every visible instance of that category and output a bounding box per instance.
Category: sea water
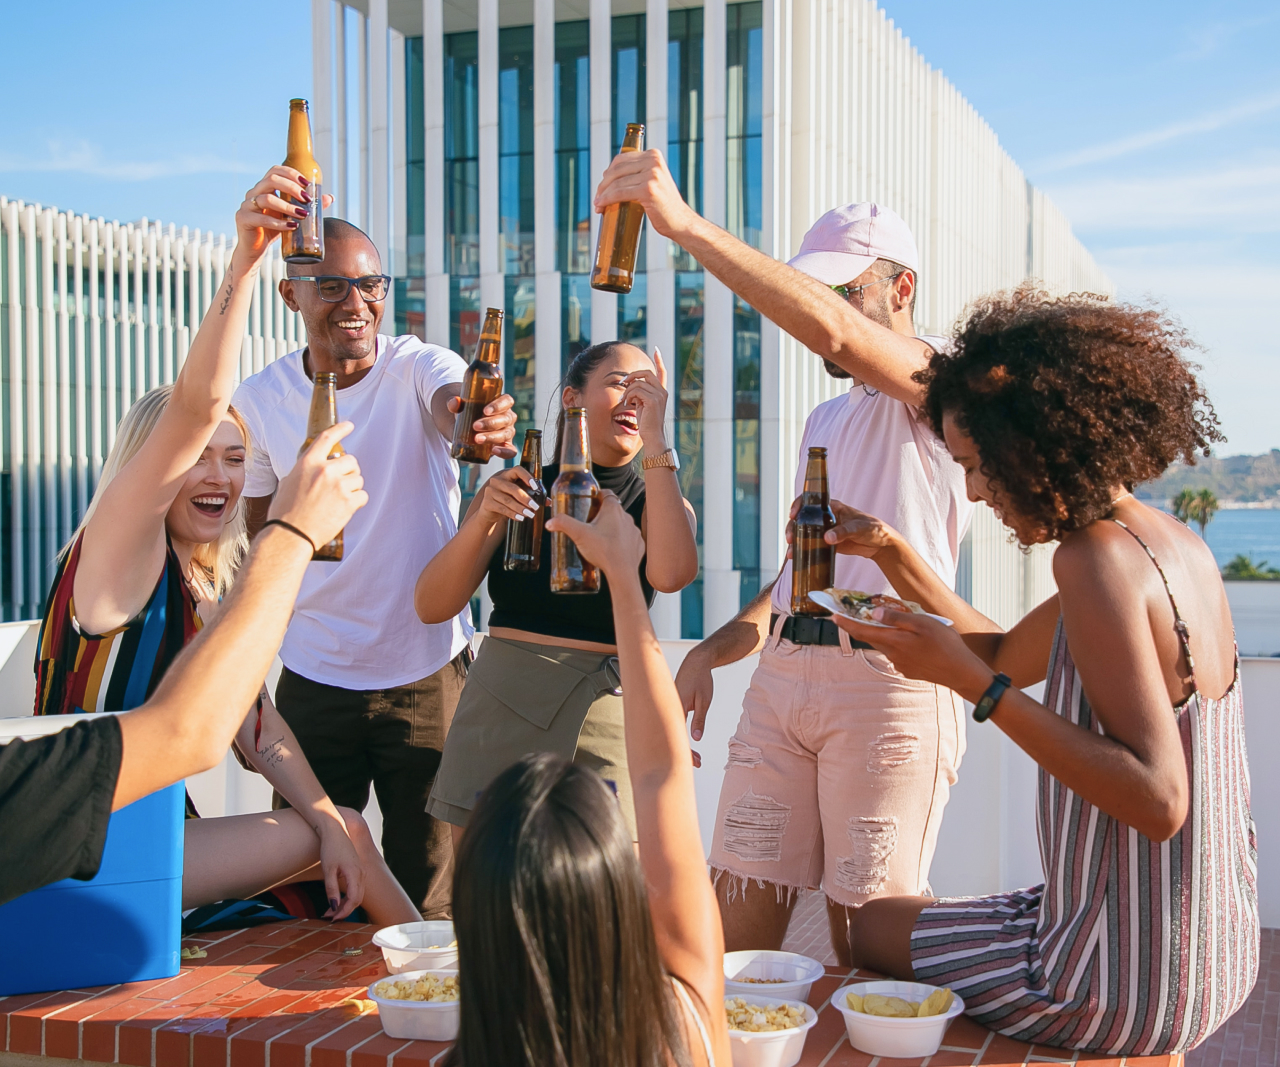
[1199,510,1280,571]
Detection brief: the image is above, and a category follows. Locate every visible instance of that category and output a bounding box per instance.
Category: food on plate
[735,976,787,984]
[845,987,953,1018]
[425,940,458,950]
[725,997,807,1032]
[826,589,924,621]
[374,974,460,1002]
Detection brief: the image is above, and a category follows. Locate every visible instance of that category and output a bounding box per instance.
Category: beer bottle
[503,429,547,572]
[281,99,324,264]
[790,446,836,615]
[450,307,504,464]
[298,372,346,561]
[550,408,602,593]
[590,123,645,294]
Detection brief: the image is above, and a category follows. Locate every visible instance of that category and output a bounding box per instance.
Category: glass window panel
[444,31,480,276]
[561,274,593,375]
[617,272,647,352]
[505,275,537,434]
[555,22,591,275]
[499,26,535,277]
[611,14,646,148]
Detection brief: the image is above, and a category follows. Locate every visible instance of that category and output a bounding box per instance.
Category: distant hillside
[1136,451,1280,507]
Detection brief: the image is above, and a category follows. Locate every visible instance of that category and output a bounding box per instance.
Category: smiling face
[164,419,246,547]
[281,235,384,367]
[562,344,654,466]
[942,410,1048,545]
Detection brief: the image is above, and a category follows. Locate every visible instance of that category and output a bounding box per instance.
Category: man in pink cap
[594,155,973,963]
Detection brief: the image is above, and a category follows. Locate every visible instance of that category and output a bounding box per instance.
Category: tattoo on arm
[217,266,235,316]
[257,735,287,768]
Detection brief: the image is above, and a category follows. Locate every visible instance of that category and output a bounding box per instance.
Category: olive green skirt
[426,636,635,837]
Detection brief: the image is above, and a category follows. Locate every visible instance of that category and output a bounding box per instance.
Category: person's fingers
[545,513,591,540]
[307,422,355,460]
[322,863,342,920]
[320,193,335,208]
[252,170,307,204]
[446,395,463,413]
[490,443,520,459]
[482,393,516,415]
[653,346,668,389]
[690,694,710,741]
[789,496,802,519]
[489,481,535,516]
[691,749,702,769]
[239,211,296,233]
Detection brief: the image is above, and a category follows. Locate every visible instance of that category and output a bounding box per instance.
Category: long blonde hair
[65,384,251,598]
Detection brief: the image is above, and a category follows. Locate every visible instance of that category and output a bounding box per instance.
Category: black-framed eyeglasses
[292,275,391,303]
[830,270,906,305]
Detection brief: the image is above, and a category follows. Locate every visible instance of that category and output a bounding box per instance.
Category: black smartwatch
[973,672,1012,723]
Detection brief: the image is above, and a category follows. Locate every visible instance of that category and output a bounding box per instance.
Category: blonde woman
[32,166,419,926]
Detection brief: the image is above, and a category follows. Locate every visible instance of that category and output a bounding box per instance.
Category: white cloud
[0,141,256,181]
[1035,90,1280,173]
[1044,160,1280,232]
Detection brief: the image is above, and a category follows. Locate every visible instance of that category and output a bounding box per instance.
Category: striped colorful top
[911,521,1258,1056]
[34,534,202,717]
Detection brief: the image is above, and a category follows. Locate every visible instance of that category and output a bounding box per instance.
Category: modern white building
[307,0,1112,638]
[0,0,1110,636]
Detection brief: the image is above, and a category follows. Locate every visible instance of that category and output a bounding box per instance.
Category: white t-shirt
[770,337,973,615]
[233,334,472,689]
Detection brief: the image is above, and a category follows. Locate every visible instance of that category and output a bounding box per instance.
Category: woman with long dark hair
[815,288,1257,1055]
[417,341,697,842]
[443,493,730,1066]
[33,168,418,926]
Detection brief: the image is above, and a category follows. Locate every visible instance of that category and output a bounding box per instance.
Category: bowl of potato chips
[723,994,818,1067]
[723,950,826,1003]
[830,980,964,1058]
[368,969,460,1041]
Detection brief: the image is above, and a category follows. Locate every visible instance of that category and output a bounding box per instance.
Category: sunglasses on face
[830,270,905,305]
[291,275,391,303]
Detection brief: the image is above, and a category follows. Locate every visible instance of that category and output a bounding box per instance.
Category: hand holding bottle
[269,424,367,551]
[234,166,333,264]
[546,491,644,582]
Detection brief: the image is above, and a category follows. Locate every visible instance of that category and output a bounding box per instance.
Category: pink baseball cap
[787,203,919,285]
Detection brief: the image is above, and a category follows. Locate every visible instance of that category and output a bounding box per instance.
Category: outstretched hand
[446,392,519,459]
[545,491,644,580]
[593,149,696,239]
[270,423,367,549]
[785,497,898,560]
[235,165,334,262]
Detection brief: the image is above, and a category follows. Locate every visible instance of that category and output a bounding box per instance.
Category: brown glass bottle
[550,408,601,593]
[790,446,836,615]
[281,99,324,264]
[590,123,646,294]
[450,307,504,464]
[503,428,546,572]
[298,372,345,561]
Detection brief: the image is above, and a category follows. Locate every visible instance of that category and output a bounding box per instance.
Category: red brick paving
[1185,928,1279,1067]
[0,917,1198,1067]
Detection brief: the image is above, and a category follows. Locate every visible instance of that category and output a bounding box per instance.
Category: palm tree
[1192,489,1219,538]
[1170,488,1197,526]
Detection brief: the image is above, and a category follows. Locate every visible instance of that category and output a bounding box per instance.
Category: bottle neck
[558,414,592,471]
[307,383,337,433]
[474,336,501,365]
[521,435,542,477]
[801,458,829,505]
[620,127,645,152]
[286,110,319,176]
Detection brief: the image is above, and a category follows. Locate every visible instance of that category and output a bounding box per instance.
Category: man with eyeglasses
[232,216,518,919]
[594,161,973,964]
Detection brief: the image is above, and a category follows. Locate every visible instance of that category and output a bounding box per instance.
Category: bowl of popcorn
[368,969,460,1042]
[372,921,459,973]
[723,950,825,1003]
[724,994,818,1067]
[830,980,965,1058]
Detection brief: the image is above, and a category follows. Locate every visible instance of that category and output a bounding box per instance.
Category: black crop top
[486,461,657,644]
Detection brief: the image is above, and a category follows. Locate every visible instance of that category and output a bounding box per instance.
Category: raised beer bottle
[298,372,345,561]
[503,428,546,572]
[790,446,836,615]
[450,307,504,464]
[590,123,645,294]
[281,98,324,264]
[550,408,601,593]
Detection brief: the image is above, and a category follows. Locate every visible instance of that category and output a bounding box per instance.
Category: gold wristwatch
[641,448,680,472]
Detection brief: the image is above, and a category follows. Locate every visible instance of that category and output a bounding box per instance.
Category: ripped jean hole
[833,816,898,896]
[727,738,764,768]
[712,869,806,907]
[867,731,920,773]
[720,789,791,864]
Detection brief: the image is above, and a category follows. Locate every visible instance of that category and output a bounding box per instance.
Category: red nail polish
[299,175,310,187]
[299,192,312,204]
[286,219,299,229]
[294,206,307,218]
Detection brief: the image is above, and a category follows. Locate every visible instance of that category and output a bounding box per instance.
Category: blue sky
[4,1,1277,453]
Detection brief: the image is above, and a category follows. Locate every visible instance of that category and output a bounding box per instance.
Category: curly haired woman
[810,288,1257,1056]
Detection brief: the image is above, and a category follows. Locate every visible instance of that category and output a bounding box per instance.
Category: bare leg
[450,822,464,854]
[845,895,932,978]
[826,897,856,967]
[183,807,419,926]
[714,869,799,952]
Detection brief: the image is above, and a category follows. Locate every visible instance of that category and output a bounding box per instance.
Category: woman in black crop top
[416,342,698,841]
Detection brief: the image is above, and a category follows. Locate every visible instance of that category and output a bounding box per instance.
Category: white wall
[1225,581,1280,658]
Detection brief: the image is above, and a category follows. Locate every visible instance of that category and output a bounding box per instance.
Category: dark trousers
[273,653,468,919]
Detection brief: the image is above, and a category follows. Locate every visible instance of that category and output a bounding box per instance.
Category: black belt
[771,612,873,650]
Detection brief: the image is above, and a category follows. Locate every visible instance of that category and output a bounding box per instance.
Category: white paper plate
[807,590,953,628]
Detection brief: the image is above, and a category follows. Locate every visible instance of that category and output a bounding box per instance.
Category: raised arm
[76,167,321,629]
[546,496,731,1060]
[594,150,931,404]
[414,466,541,623]
[113,424,366,809]
[815,498,1059,686]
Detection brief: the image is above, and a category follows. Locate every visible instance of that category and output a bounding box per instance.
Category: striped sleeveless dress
[34,534,202,717]
[910,521,1258,1056]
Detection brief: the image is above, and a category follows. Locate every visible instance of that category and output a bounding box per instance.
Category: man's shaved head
[286,217,380,277]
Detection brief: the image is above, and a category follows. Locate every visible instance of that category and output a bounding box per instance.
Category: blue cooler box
[0,713,184,995]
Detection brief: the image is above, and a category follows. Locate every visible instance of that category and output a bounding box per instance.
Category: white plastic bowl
[368,969,460,1042]
[830,980,965,1059]
[725,994,819,1067]
[372,921,459,973]
[723,950,826,1003]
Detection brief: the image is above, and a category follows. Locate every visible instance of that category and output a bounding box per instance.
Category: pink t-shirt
[770,339,973,613]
